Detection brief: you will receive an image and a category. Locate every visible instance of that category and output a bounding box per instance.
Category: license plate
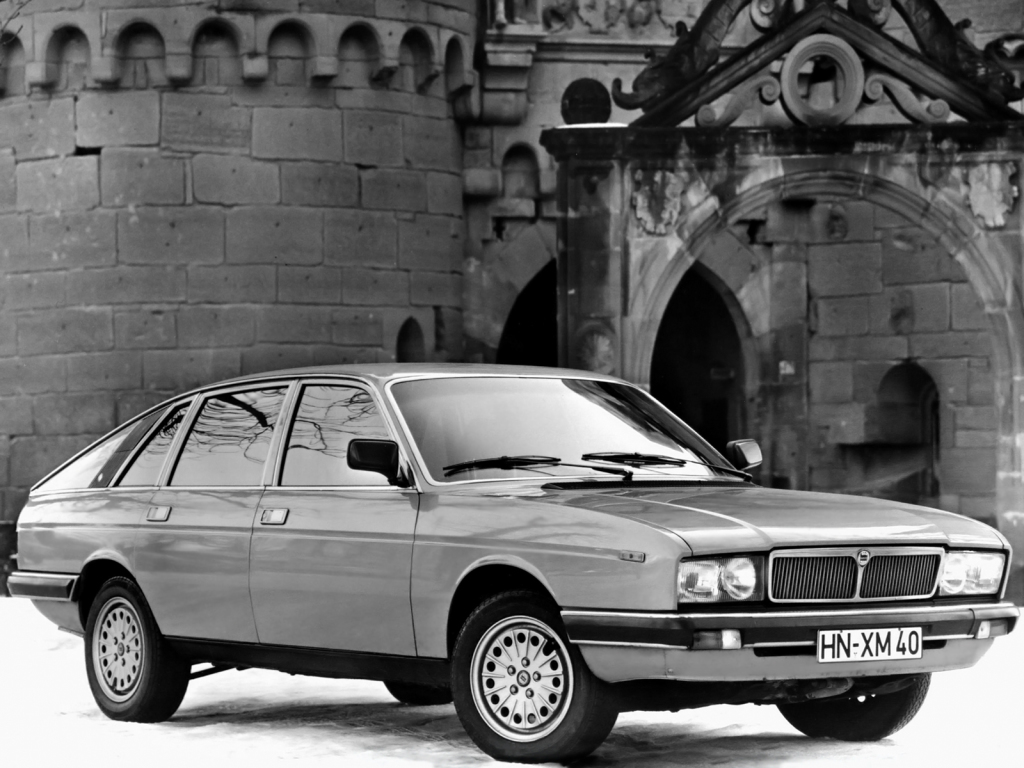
[817,627,922,663]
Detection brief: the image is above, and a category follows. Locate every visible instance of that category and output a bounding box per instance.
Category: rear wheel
[84,577,190,722]
[777,674,930,741]
[451,591,618,763]
[383,680,453,706]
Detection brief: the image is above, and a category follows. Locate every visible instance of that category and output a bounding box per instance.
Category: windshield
[390,376,737,484]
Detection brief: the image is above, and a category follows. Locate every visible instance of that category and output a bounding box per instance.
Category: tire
[383,680,454,706]
[84,576,190,722]
[777,674,931,741]
[451,591,618,763]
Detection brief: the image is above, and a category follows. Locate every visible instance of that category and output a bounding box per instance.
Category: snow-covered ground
[1,597,1020,767]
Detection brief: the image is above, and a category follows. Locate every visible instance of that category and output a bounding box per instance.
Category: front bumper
[561,602,1019,683]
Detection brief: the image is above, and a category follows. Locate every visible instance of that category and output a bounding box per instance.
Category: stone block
[281,162,358,207]
[143,349,241,392]
[951,283,987,330]
[765,200,874,244]
[10,436,95,488]
[344,110,403,167]
[117,392,169,422]
[2,273,65,310]
[813,296,870,336]
[29,211,117,270]
[0,99,75,161]
[332,309,383,345]
[462,168,502,197]
[411,271,461,307]
[0,215,29,273]
[427,172,463,216]
[809,335,908,361]
[341,268,410,306]
[807,242,882,297]
[101,149,186,207]
[769,262,806,329]
[33,393,116,436]
[187,265,276,303]
[697,231,756,294]
[0,357,66,396]
[0,397,33,435]
[67,351,142,391]
[76,91,160,147]
[278,266,342,304]
[361,169,427,211]
[881,229,965,284]
[398,215,461,271]
[0,320,13,357]
[954,405,996,431]
[940,448,996,495]
[968,362,994,405]
[918,358,969,403]
[955,430,997,448]
[811,403,867,444]
[403,116,460,171]
[240,344,315,376]
[115,311,176,350]
[378,0,429,21]
[118,207,225,265]
[325,209,398,267]
[231,83,336,108]
[17,308,113,355]
[809,362,853,403]
[193,154,280,205]
[161,93,252,153]
[252,107,342,161]
[67,266,187,305]
[869,284,950,335]
[0,154,15,212]
[909,331,992,359]
[226,207,322,264]
[960,494,997,520]
[177,306,255,348]
[257,306,333,343]
[464,126,492,150]
[17,156,99,213]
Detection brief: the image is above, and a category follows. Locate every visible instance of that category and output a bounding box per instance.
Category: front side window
[118,403,190,487]
[280,384,392,486]
[170,387,288,487]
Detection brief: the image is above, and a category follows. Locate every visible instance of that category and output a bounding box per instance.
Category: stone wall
[0,0,477,591]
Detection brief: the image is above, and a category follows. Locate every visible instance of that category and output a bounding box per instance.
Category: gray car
[9,364,1019,762]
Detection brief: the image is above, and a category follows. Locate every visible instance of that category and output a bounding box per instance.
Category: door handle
[260,508,289,525]
[146,506,171,522]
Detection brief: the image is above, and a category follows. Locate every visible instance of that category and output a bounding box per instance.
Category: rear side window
[118,403,190,487]
[280,384,391,486]
[35,423,136,493]
[170,387,288,487]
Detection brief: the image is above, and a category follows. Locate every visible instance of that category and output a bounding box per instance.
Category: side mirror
[348,439,402,485]
[725,439,762,471]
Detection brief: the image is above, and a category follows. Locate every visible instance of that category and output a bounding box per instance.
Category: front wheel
[777,674,930,741]
[451,591,618,763]
[84,577,190,722]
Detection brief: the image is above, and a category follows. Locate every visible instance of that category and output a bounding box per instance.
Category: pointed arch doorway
[650,264,747,455]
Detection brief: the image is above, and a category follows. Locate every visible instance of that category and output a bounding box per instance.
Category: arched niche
[338,24,380,88]
[117,23,166,89]
[0,34,26,97]
[46,26,90,91]
[397,28,434,94]
[502,145,540,200]
[268,21,312,86]
[443,36,465,95]
[191,20,241,86]
[496,260,557,367]
[396,318,427,363]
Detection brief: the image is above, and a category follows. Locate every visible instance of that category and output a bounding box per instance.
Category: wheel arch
[446,561,559,657]
[74,556,138,628]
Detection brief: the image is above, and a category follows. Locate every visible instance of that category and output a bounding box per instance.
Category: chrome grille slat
[769,547,942,602]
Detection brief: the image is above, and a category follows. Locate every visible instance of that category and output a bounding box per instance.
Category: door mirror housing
[348,439,402,485]
[725,439,762,471]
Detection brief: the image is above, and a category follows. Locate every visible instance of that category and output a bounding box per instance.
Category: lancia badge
[857,549,871,566]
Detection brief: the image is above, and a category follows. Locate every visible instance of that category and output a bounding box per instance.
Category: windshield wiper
[443,455,633,480]
[581,452,752,481]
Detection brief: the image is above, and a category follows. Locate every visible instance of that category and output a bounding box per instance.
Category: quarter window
[281,384,391,486]
[170,387,287,487]
[35,423,136,493]
[118,403,190,487]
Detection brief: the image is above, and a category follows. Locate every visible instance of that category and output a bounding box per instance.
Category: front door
[250,381,419,655]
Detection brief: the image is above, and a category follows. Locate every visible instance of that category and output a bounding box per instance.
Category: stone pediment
[612,0,1023,128]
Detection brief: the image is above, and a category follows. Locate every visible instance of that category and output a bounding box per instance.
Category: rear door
[133,383,290,643]
[249,379,419,655]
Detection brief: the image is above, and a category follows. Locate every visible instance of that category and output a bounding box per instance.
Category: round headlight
[722,557,757,601]
[940,552,967,594]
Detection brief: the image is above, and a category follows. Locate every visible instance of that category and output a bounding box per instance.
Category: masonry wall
[0,0,477,591]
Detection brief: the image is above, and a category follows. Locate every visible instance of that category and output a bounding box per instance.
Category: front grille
[769,548,942,602]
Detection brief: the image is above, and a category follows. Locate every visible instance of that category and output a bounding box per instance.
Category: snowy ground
[1,598,1020,767]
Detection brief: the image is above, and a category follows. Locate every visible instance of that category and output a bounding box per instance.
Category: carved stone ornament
[966,163,1019,229]
[780,34,865,127]
[575,327,617,374]
[696,70,780,127]
[632,169,686,235]
[864,72,950,123]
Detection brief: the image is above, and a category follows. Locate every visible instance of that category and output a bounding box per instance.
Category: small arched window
[338,25,380,88]
[396,318,427,363]
[117,23,166,89]
[502,146,540,200]
[192,21,241,86]
[268,22,311,86]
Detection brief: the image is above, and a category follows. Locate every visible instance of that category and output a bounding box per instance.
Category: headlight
[938,551,1005,596]
[678,557,764,603]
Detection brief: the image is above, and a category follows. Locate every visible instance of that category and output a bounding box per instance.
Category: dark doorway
[497,260,557,367]
[650,266,744,454]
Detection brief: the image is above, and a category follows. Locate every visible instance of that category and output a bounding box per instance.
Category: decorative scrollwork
[750,0,784,32]
[780,34,865,126]
[695,71,781,127]
[864,72,950,123]
[849,0,891,27]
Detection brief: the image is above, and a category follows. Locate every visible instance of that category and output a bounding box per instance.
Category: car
[8,363,1019,762]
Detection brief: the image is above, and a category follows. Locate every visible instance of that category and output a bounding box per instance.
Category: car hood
[534,483,1004,555]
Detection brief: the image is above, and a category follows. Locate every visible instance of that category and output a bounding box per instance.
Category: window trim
[111,399,190,488]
